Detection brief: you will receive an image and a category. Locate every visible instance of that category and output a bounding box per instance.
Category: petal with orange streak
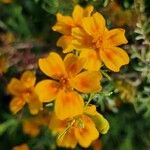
[83,5,94,17]
[49,113,67,133]
[39,52,66,79]
[7,78,26,96]
[64,53,85,77]
[73,5,93,26]
[55,90,84,120]
[82,12,105,36]
[72,27,92,50]
[57,129,77,149]
[21,71,36,88]
[35,80,59,102]
[57,35,74,53]
[72,5,84,25]
[100,47,129,72]
[9,97,26,114]
[52,13,74,35]
[75,115,99,148]
[27,92,42,115]
[106,29,128,47]
[93,12,106,35]
[71,71,102,93]
[80,49,102,71]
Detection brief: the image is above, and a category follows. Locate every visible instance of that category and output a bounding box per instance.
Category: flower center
[59,76,71,90]
[92,36,103,49]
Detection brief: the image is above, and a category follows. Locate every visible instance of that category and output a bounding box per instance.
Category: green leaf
[42,0,59,14]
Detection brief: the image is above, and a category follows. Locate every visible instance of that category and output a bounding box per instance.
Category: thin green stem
[85,93,95,107]
[101,70,112,81]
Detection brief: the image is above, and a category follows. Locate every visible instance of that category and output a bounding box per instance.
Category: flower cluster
[8,4,129,149]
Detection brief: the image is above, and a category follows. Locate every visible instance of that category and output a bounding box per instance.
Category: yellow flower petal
[100,47,129,72]
[9,97,26,114]
[80,49,102,71]
[83,5,94,17]
[52,13,74,35]
[75,115,99,148]
[106,29,128,47]
[55,90,84,120]
[92,12,106,35]
[64,53,85,77]
[72,27,92,50]
[27,92,42,115]
[7,78,25,96]
[39,52,66,79]
[84,105,109,134]
[82,12,105,36]
[21,71,36,88]
[49,113,67,133]
[57,35,74,53]
[71,71,102,93]
[57,129,77,149]
[84,105,97,116]
[72,5,84,25]
[35,80,59,102]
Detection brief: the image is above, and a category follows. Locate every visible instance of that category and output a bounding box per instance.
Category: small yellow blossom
[49,105,109,148]
[72,12,129,72]
[52,5,93,53]
[116,80,136,103]
[0,56,9,74]
[35,52,102,120]
[0,32,15,45]
[7,71,42,114]
[12,144,29,150]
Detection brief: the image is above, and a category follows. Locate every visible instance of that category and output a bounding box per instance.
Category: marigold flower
[7,71,42,114]
[23,119,40,137]
[35,52,102,120]
[12,144,29,150]
[52,5,93,53]
[49,105,109,148]
[72,12,129,72]
[22,111,51,137]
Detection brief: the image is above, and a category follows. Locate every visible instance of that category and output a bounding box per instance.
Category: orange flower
[52,5,93,53]
[23,119,40,137]
[72,12,129,72]
[22,111,51,137]
[12,144,29,150]
[35,52,102,120]
[7,71,42,114]
[49,105,109,148]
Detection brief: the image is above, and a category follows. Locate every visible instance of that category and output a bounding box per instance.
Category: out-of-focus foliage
[0,0,150,150]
